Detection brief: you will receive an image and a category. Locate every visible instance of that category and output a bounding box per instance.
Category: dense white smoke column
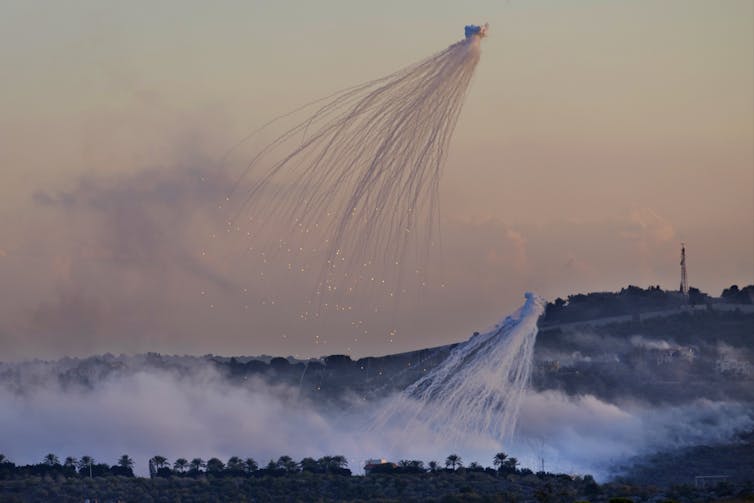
[373,293,545,448]
[225,24,488,297]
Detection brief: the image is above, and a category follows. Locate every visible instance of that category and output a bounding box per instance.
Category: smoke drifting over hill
[1,361,751,479]
[515,392,753,476]
[2,296,752,479]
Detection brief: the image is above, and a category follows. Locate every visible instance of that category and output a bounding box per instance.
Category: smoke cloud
[1,363,751,480]
[0,366,353,475]
[0,144,699,360]
[513,391,754,478]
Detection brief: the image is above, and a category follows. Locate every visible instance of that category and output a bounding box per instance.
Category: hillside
[2,285,752,407]
[1,285,752,489]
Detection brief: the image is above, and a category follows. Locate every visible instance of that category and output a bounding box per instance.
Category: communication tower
[680,243,688,296]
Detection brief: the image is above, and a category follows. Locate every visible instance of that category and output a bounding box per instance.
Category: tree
[189,458,206,472]
[173,458,189,473]
[265,459,278,471]
[445,454,462,470]
[150,456,169,470]
[150,456,171,478]
[318,455,348,473]
[722,285,740,298]
[78,456,94,478]
[688,287,706,306]
[398,460,425,473]
[493,452,508,472]
[108,455,135,477]
[504,457,519,472]
[721,284,753,304]
[63,456,77,469]
[117,455,134,470]
[227,456,244,472]
[43,453,60,466]
[206,457,225,473]
[300,457,319,473]
[330,455,348,470]
[243,457,258,474]
[78,456,94,470]
[0,454,6,464]
[428,460,439,473]
[276,455,298,473]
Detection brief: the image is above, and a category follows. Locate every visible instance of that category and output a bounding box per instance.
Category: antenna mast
[680,243,688,296]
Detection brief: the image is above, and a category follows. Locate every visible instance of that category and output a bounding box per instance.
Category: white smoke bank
[513,391,754,479]
[0,369,340,473]
[630,335,677,351]
[2,368,750,479]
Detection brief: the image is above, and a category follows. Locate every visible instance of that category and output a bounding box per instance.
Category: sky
[1,0,752,360]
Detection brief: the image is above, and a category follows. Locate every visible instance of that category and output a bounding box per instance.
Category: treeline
[147,454,351,478]
[12,451,748,503]
[146,452,528,478]
[0,453,134,480]
[0,453,353,480]
[721,284,754,305]
[0,451,537,480]
[367,452,526,476]
[543,284,753,324]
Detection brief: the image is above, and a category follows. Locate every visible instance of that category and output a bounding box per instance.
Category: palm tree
[150,456,169,470]
[78,456,94,470]
[173,458,189,473]
[445,454,462,471]
[243,457,258,474]
[78,456,94,478]
[117,455,134,470]
[504,457,519,472]
[43,453,59,466]
[428,460,439,473]
[189,458,206,472]
[493,452,508,472]
[227,456,244,471]
[63,456,77,469]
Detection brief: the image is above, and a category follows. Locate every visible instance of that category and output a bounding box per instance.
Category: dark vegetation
[615,429,754,487]
[541,284,753,325]
[3,451,750,502]
[218,347,454,406]
[533,284,754,404]
[533,309,754,403]
[0,454,134,480]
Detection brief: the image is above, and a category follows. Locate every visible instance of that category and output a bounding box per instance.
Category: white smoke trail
[372,292,545,448]
[223,25,488,300]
